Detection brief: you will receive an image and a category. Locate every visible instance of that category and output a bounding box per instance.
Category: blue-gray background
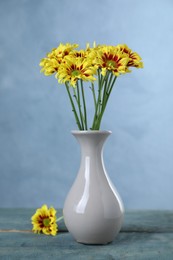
[0,0,173,209]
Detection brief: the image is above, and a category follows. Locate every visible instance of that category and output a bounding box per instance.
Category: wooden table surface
[0,209,173,259]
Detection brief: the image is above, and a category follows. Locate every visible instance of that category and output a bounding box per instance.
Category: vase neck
[72,131,111,152]
[72,131,111,160]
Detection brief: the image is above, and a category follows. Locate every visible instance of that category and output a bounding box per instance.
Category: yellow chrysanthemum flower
[57,56,96,87]
[39,41,143,130]
[49,43,78,60]
[31,204,57,236]
[90,45,130,76]
[68,49,87,59]
[117,44,143,69]
[39,43,78,76]
[40,57,59,76]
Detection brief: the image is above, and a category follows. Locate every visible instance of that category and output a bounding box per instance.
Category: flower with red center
[92,46,130,76]
[57,56,96,87]
[117,44,143,69]
[31,204,57,236]
[39,42,143,130]
[39,43,78,76]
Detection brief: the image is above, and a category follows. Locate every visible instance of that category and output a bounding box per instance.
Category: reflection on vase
[63,130,124,244]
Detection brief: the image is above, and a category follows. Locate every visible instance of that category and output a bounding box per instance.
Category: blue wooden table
[0,209,173,259]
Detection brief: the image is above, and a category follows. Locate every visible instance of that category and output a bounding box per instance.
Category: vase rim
[71,130,112,135]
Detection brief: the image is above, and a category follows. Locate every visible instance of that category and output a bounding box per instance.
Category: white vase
[63,130,124,244]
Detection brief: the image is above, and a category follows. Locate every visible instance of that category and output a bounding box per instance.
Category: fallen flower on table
[31,204,63,236]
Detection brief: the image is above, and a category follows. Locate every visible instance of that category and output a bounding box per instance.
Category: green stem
[91,70,103,130]
[65,82,82,130]
[107,75,117,94]
[80,79,88,130]
[56,216,64,222]
[65,70,117,131]
[91,79,103,129]
[96,74,117,129]
[91,71,110,130]
[101,71,111,109]
[91,82,97,110]
[101,72,113,112]
[76,81,84,130]
[98,68,104,87]
[94,72,117,130]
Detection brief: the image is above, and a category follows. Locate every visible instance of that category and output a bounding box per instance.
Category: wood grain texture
[0,209,173,259]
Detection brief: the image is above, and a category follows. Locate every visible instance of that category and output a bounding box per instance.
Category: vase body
[63,130,124,244]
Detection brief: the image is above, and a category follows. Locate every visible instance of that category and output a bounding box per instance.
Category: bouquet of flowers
[40,42,143,130]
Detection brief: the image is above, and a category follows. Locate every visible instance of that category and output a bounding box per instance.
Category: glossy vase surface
[63,130,124,244]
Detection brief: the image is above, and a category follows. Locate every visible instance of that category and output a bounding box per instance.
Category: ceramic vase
[63,130,124,244]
